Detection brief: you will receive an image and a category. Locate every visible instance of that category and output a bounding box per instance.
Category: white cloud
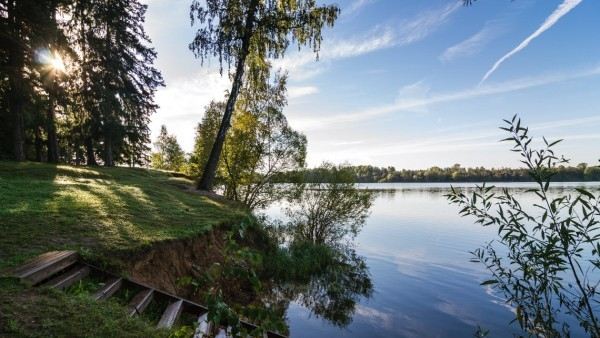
[151,70,231,151]
[294,64,600,130]
[344,0,376,17]
[440,20,505,62]
[481,0,583,83]
[355,305,394,329]
[288,86,319,99]
[273,26,395,79]
[306,115,600,168]
[274,2,461,80]
[396,1,461,46]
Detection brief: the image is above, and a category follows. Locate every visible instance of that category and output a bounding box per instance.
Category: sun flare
[50,53,66,73]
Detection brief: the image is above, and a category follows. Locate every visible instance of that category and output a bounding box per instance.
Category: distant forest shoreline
[275,163,600,183]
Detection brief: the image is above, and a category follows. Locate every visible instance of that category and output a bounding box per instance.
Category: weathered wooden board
[93,277,122,301]
[13,251,78,285]
[44,265,90,290]
[128,288,154,316]
[195,313,211,338]
[157,299,183,329]
[12,251,287,338]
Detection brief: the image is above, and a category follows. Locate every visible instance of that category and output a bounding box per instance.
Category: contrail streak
[480,0,583,84]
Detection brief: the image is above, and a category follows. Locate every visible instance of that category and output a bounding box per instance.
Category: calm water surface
[265,182,600,338]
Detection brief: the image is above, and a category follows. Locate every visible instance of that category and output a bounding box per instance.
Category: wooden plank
[93,277,122,301]
[157,299,183,329]
[127,289,154,316]
[44,265,90,290]
[13,251,78,285]
[194,313,211,338]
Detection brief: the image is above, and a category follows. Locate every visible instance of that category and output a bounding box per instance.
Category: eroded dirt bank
[118,228,228,299]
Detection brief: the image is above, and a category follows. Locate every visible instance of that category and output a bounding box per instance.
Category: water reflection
[266,180,375,329]
[278,244,373,327]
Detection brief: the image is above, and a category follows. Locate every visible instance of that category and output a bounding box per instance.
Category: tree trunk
[75,141,83,165]
[85,137,97,166]
[104,131,113,166]
[46,90,59,163]
[46,1,60,163]
[7,0,26,161]
[35,127,43,162]
[197,0,259,191]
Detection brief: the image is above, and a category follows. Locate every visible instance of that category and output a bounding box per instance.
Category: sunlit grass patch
[0,161,247,271]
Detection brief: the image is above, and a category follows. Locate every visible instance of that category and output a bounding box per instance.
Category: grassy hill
[0,161,248,337]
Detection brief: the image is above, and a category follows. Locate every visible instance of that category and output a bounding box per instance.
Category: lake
[264,182,600,338]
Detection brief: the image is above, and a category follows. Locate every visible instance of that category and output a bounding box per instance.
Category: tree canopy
[191,73,307,209]
[0,0,164,166]
[189,0,339,190]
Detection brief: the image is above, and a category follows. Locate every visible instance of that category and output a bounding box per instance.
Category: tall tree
[189,101,225,177]
[0,0,163,165]
[189,0,339,191]
[150,125,185,171]
[4,0,26,161]
[220,73,306,209]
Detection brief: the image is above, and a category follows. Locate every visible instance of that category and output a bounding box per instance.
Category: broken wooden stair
[12,251,285,337]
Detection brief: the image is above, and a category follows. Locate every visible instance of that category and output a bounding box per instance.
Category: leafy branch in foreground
[447,116,600,337]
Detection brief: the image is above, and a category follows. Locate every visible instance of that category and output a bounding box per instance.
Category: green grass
[0,161,247,270]
[0,277,174,337]
[0,161,248,337]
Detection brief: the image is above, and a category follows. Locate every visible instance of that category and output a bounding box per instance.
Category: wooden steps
[157,299,184,329]
[44,265,90,290]
[12,251,287,338]
[12,251,78,285]
[128,288,154,316]
[93,277,122,301]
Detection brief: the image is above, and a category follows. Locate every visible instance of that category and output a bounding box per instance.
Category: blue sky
[144,0,600,169]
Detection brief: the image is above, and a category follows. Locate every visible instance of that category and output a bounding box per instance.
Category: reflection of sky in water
[264,182,600,337]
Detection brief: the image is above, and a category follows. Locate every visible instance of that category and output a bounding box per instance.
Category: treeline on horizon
[0,0,163,166]
[274,163,600,183]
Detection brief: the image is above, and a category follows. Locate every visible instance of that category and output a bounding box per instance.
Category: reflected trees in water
[271,164,375,327]
[190,164,376,335]
[285,163,374,245]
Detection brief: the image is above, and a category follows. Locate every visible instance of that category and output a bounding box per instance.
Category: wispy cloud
[294,64,600,130]
[274,1,461,80]
[307,115,600,167]
[440,20,506,62]
[481,0,583,83]
[396,1,461,46]
[288,86,319,99]
[273,26,395,79]
[343,0,376,17]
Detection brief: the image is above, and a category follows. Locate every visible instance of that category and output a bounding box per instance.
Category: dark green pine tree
[0,0,47,161]
[96,0,164,166]
[1,0,163,165]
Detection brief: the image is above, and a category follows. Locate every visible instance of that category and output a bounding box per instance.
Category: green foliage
[220,74,306,209]
[188,101,226,177]
[181,180,375,334]
[192,75,307,209]
[189,0,340,76]
[190,0,339,190]
[447,116,600,337]
[0,278,168,338]
[285,163,374,245]
[150,125,186,172]
[1,0,163,166]
[277,162,600,183]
